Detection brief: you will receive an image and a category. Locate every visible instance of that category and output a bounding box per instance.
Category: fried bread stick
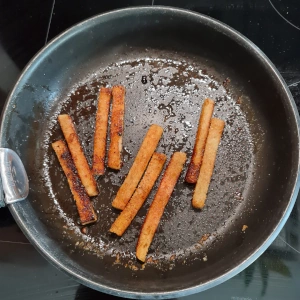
[52,140,97,225]
[136,152,186,262]
[93,87,111,175]
[108,85,125,170]
[185,98,215,183]
[58,114,98,196]
[110,152,166,236]
[192,118,225,209]
[112,124,164,210]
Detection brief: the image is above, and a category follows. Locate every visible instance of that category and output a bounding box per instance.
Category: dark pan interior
[1,8,299,296]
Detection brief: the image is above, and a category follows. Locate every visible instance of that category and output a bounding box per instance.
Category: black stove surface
[0,1,300,299]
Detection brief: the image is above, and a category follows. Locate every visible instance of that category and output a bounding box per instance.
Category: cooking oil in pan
[40,57,255,270]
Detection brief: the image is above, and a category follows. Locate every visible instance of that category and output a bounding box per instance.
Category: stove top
[0,1,300,299]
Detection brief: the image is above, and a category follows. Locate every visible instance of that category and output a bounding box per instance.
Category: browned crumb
[198,233,211,245]
[236,96,242,105]
[130,265,138,271]
[81,227,88,234]
[194,243,201,250]
[83,242,93,251]
[146,256,153,263]
[170,254,176,261]
[113,253,121,265]
[223,77,231,88]
[124,259,139,271]
[208,82,218,90]
[242,225,248,232]
[234,192,244,201]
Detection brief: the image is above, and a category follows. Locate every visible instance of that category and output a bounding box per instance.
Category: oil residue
[40,57,255,270]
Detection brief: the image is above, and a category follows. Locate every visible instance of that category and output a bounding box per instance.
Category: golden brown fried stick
[112,124,164,210]
[110,153,167,236]
[92,87,111,175]
[136,152,186,262]
[192,118,225,209]
[58,114,98,197]
[185,98,215,183]
[52,140,97,225]
[108,85,125,170]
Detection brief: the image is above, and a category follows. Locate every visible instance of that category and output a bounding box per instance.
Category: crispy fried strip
[92,87,111,175]
[136,152,186,262]
[112,124,164,210]
[58,114,98,196]
[192,118,225,209]
[52,140,97,225]
[185,98,215,183]
[108,85,125,170]
[110,153,167,236]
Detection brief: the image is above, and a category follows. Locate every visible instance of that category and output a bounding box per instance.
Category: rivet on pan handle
[0,148,29,207]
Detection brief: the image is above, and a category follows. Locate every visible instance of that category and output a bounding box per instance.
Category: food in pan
[136,152,186,262]
[112,124,164,210]
[93,87,111,175]
[54,81,225,263]
[242,225,248,232]
[192,118,225,209]
[185,98,215,183]
[110,152,167,236]
[58,114,98,197]
[52,140,97,225]
[108,85,125,170]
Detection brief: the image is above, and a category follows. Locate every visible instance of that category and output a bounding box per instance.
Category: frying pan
[0,6,299,299]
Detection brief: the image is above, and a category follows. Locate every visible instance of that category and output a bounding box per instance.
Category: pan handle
[0,148,29,208]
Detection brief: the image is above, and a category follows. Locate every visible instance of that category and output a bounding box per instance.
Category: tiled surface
[1,1,300,299]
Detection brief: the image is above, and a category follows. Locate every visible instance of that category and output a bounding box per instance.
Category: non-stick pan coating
[43,53,253,260]
[1,7,299,298]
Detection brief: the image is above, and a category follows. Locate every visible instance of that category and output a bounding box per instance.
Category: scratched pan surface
[1,7,299,299]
